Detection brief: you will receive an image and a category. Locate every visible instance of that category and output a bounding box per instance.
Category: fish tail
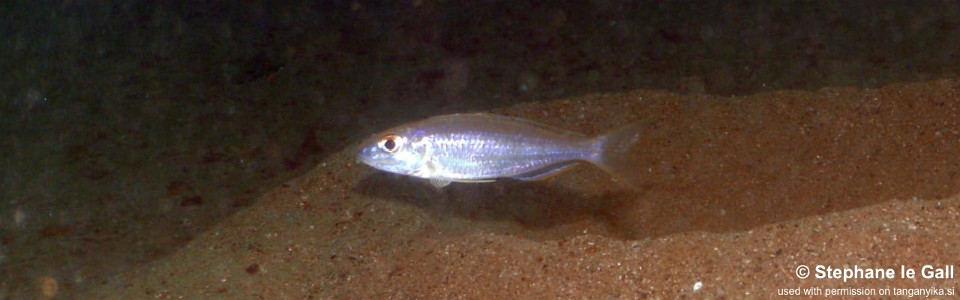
[589,121,648,189]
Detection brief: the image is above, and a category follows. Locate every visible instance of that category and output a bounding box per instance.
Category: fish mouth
[356,147,373,165]
[356,145,385,167]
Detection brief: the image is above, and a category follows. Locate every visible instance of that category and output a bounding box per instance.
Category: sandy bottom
[86,80,960,298]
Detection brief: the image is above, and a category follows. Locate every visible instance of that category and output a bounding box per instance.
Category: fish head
[357,127,429,177]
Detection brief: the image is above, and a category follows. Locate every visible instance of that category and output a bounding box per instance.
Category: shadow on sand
[353,170,873,242]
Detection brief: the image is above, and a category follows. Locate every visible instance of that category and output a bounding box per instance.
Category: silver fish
[357,113,644,188]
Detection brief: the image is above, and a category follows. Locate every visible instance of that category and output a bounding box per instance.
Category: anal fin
[511,161,581,181]
[429,178,496,188]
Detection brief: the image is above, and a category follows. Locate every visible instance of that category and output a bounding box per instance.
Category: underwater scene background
[2,1,959,298]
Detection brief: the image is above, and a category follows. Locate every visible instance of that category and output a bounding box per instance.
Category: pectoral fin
[429,178,452,188]
[511,161,580,181]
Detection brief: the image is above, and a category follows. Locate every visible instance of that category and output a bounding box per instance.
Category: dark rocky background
[2,1,959,298]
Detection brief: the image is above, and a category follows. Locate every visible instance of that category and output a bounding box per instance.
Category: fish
[357,113,645,188]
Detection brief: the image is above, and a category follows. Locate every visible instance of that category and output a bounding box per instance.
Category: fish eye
[378,134,402,153]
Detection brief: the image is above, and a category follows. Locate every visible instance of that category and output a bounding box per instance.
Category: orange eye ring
[378,134,401,153]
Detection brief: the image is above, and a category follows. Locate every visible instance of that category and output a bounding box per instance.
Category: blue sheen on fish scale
[428,130,591,180]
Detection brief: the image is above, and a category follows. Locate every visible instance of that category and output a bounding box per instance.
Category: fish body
[357,113,644,188]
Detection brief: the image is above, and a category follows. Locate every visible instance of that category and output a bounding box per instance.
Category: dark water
[1,1,959,298]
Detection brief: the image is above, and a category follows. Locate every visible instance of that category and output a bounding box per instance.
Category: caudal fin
[589,121,648,189]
